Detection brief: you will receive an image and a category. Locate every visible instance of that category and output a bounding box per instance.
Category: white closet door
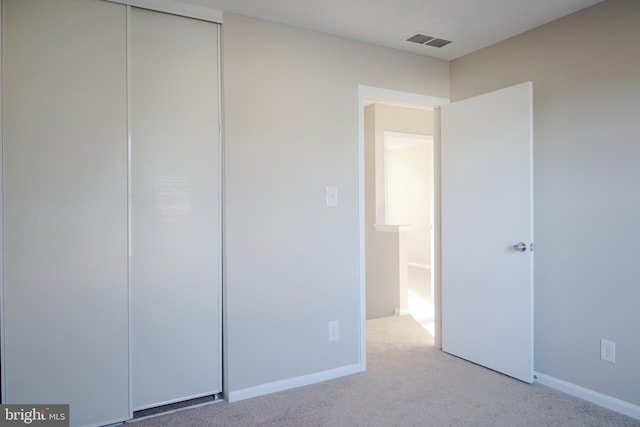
[130,8,222,409]
[3,1,129,426]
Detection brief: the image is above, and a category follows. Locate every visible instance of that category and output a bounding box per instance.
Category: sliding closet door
[130,8,221,409]
[3,0,129,425]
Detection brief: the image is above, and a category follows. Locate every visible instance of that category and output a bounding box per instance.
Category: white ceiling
[180,0,603,60]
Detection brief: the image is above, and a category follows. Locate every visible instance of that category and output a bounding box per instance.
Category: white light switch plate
[326,186,338,207]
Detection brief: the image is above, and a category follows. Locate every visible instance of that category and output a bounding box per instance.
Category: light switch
[326,186,338,207]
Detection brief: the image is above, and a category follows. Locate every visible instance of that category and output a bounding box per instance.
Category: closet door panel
[130,8,221,409]
[3,0,129,425]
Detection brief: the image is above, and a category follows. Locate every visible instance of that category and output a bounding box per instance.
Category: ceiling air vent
[406,33,452,48]
[406,33,435,44]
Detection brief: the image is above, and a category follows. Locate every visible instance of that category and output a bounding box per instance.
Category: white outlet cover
[600,339,616,363]
[328,320,340,341]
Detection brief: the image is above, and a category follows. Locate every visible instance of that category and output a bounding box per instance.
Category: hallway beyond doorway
[408,264,434,335]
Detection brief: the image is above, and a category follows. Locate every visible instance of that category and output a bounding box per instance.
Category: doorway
[358,85,449,355]
[366,111,434,332]
[358,83,534,383]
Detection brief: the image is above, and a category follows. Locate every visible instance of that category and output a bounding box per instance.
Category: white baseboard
[534,372,640,420]
[228,363,363,403]
[393,308,411,316]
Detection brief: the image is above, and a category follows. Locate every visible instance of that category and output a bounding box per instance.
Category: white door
[440,82,533,383]
[130,8,222,409]
[3,1,130,425]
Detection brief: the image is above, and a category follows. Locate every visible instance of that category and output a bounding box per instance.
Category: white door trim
[357,85,449,364]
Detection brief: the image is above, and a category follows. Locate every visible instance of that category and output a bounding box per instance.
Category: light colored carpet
[131,315,639,426]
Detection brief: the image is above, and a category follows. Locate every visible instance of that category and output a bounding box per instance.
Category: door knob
[513,242,527,252]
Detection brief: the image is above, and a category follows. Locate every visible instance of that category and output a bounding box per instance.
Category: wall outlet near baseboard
[600,339,615,363]
[328,320,340,342]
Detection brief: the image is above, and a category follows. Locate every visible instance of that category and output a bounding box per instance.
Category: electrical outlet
[600,339,615,363]
[328,320,340,342]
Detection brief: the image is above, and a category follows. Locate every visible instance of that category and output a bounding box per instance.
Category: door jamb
[357,85,449,362]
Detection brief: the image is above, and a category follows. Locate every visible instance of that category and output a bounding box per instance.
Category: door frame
[357,85,449,364]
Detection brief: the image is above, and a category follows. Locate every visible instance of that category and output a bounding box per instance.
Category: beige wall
[365,104,404,319]
[365,224,405,319]
[223,12,449,395]
[450,0,640,406]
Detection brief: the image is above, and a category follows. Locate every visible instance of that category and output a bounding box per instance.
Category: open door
[440,82,533,383]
